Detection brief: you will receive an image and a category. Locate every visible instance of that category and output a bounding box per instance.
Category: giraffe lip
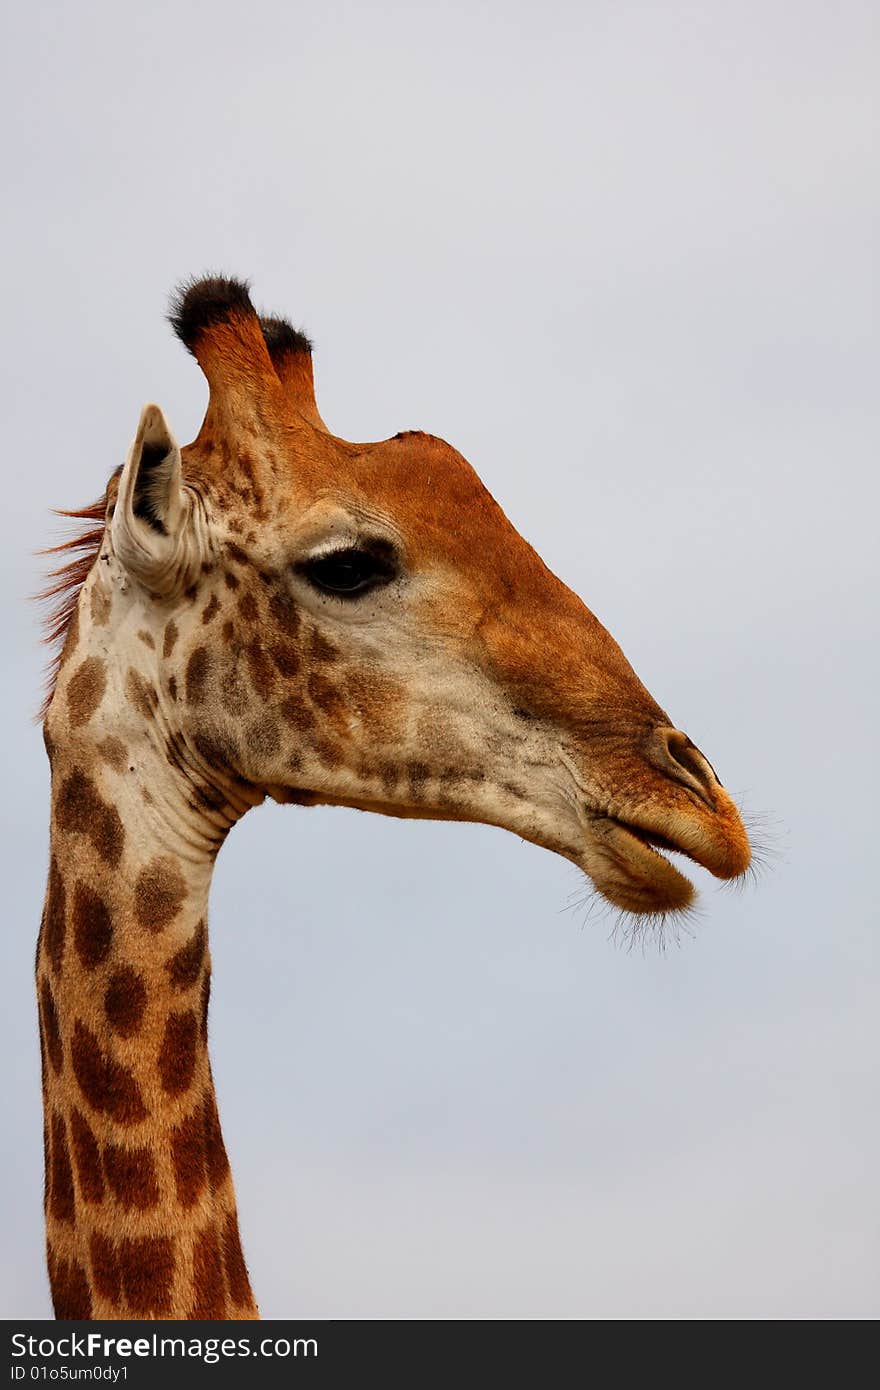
[610,819,680,854]
[581,812,697,914]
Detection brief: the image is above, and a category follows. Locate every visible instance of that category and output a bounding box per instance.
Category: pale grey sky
[2,0,878,1318]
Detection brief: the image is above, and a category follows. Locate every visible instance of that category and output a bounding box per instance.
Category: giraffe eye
[300,547,396,597]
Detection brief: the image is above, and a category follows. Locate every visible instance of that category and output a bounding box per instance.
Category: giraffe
[36,275,751,1320]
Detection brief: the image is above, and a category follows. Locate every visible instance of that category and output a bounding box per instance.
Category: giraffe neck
[38,706,260,1320]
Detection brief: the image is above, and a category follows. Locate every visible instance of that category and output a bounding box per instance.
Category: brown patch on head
[49,1111,75,1223]
[222,1212,252,1306]
[377,761,399,794]
[104,967,147,1036]
[313,737,344,769]
[168,674,178,701]
[134,856,187,932]
[307,672,346,725]
[202,592,221,625]
[49,1251,92,1319]
[137,629,155,650]
[163,620,179,658]
[245,717,282,762]
[56,770,125,867]
[279,696,315,734]
[166,920,206,992]
[407,761,431,796]
[158,1010,198,1095]
[186,647,210,703]
[126,668,159,721]
[190,1222,226,1319]
[268,591,300,639]
[346,669,405,741]
[72,881,113,969]
[40,977,63,1074]
[223,570,240,591]
[66,656,107,727]
[245,640,276,701]
[70,1110,105,1204]
[103,1143,160,1210]
[89,1232,120,1303]
[203,1090,229,1189]
[71,1020,148,1124]
[270,642,300,679]
[170,1107,207,1207]
[97,736,127,772]
[309,630,339,664]
[118,1235,174,1316]
[219,662,249,717]
[193,729,242,777]
[238,591,259,622]
[42,858,67,974]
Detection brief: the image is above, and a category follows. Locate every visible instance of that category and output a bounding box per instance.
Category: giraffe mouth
[582,812,701,915]
[580,792,750,915]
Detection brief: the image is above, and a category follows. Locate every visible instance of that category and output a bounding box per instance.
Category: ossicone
[259,313,327,432]
[168,275,256,356]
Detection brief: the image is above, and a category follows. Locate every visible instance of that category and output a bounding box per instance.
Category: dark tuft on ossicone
[169,276,255,354]
[259,316,313,360]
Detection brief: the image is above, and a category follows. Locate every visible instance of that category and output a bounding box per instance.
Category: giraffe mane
[36,494,109,722]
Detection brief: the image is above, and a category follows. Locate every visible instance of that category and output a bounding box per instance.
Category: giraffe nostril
[645,727,722,804]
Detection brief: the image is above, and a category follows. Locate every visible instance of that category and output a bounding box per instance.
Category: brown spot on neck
[126,669,159,721]
[170,1106,208,1207]
[134,857,187,932]
[166,920,206,991]
[103,1143,160,1210]
[56,771,125,867]
[70,1111,104,1204]
[117,1236,174,1315]
[90,582,112,627]
[104,967,147,1036]
[185,647,210,703]
[48,1249,92,1319]
[89,1233,120,1303]
[190,1223,226,1318]
[222,1213,252,1307]
[71,882,113,969]
[70,1021,148,1124]
[97,736,127,772]
[49,1112,75,1222]
[66,657,107,727]
[158,1010,198,1094]
[39,978,63,1073]
[42,858,67,974]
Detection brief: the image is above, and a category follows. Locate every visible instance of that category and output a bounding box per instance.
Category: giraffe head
[52,275,750,917]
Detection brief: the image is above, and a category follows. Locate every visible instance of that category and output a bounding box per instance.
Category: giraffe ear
[111,403,200,594]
